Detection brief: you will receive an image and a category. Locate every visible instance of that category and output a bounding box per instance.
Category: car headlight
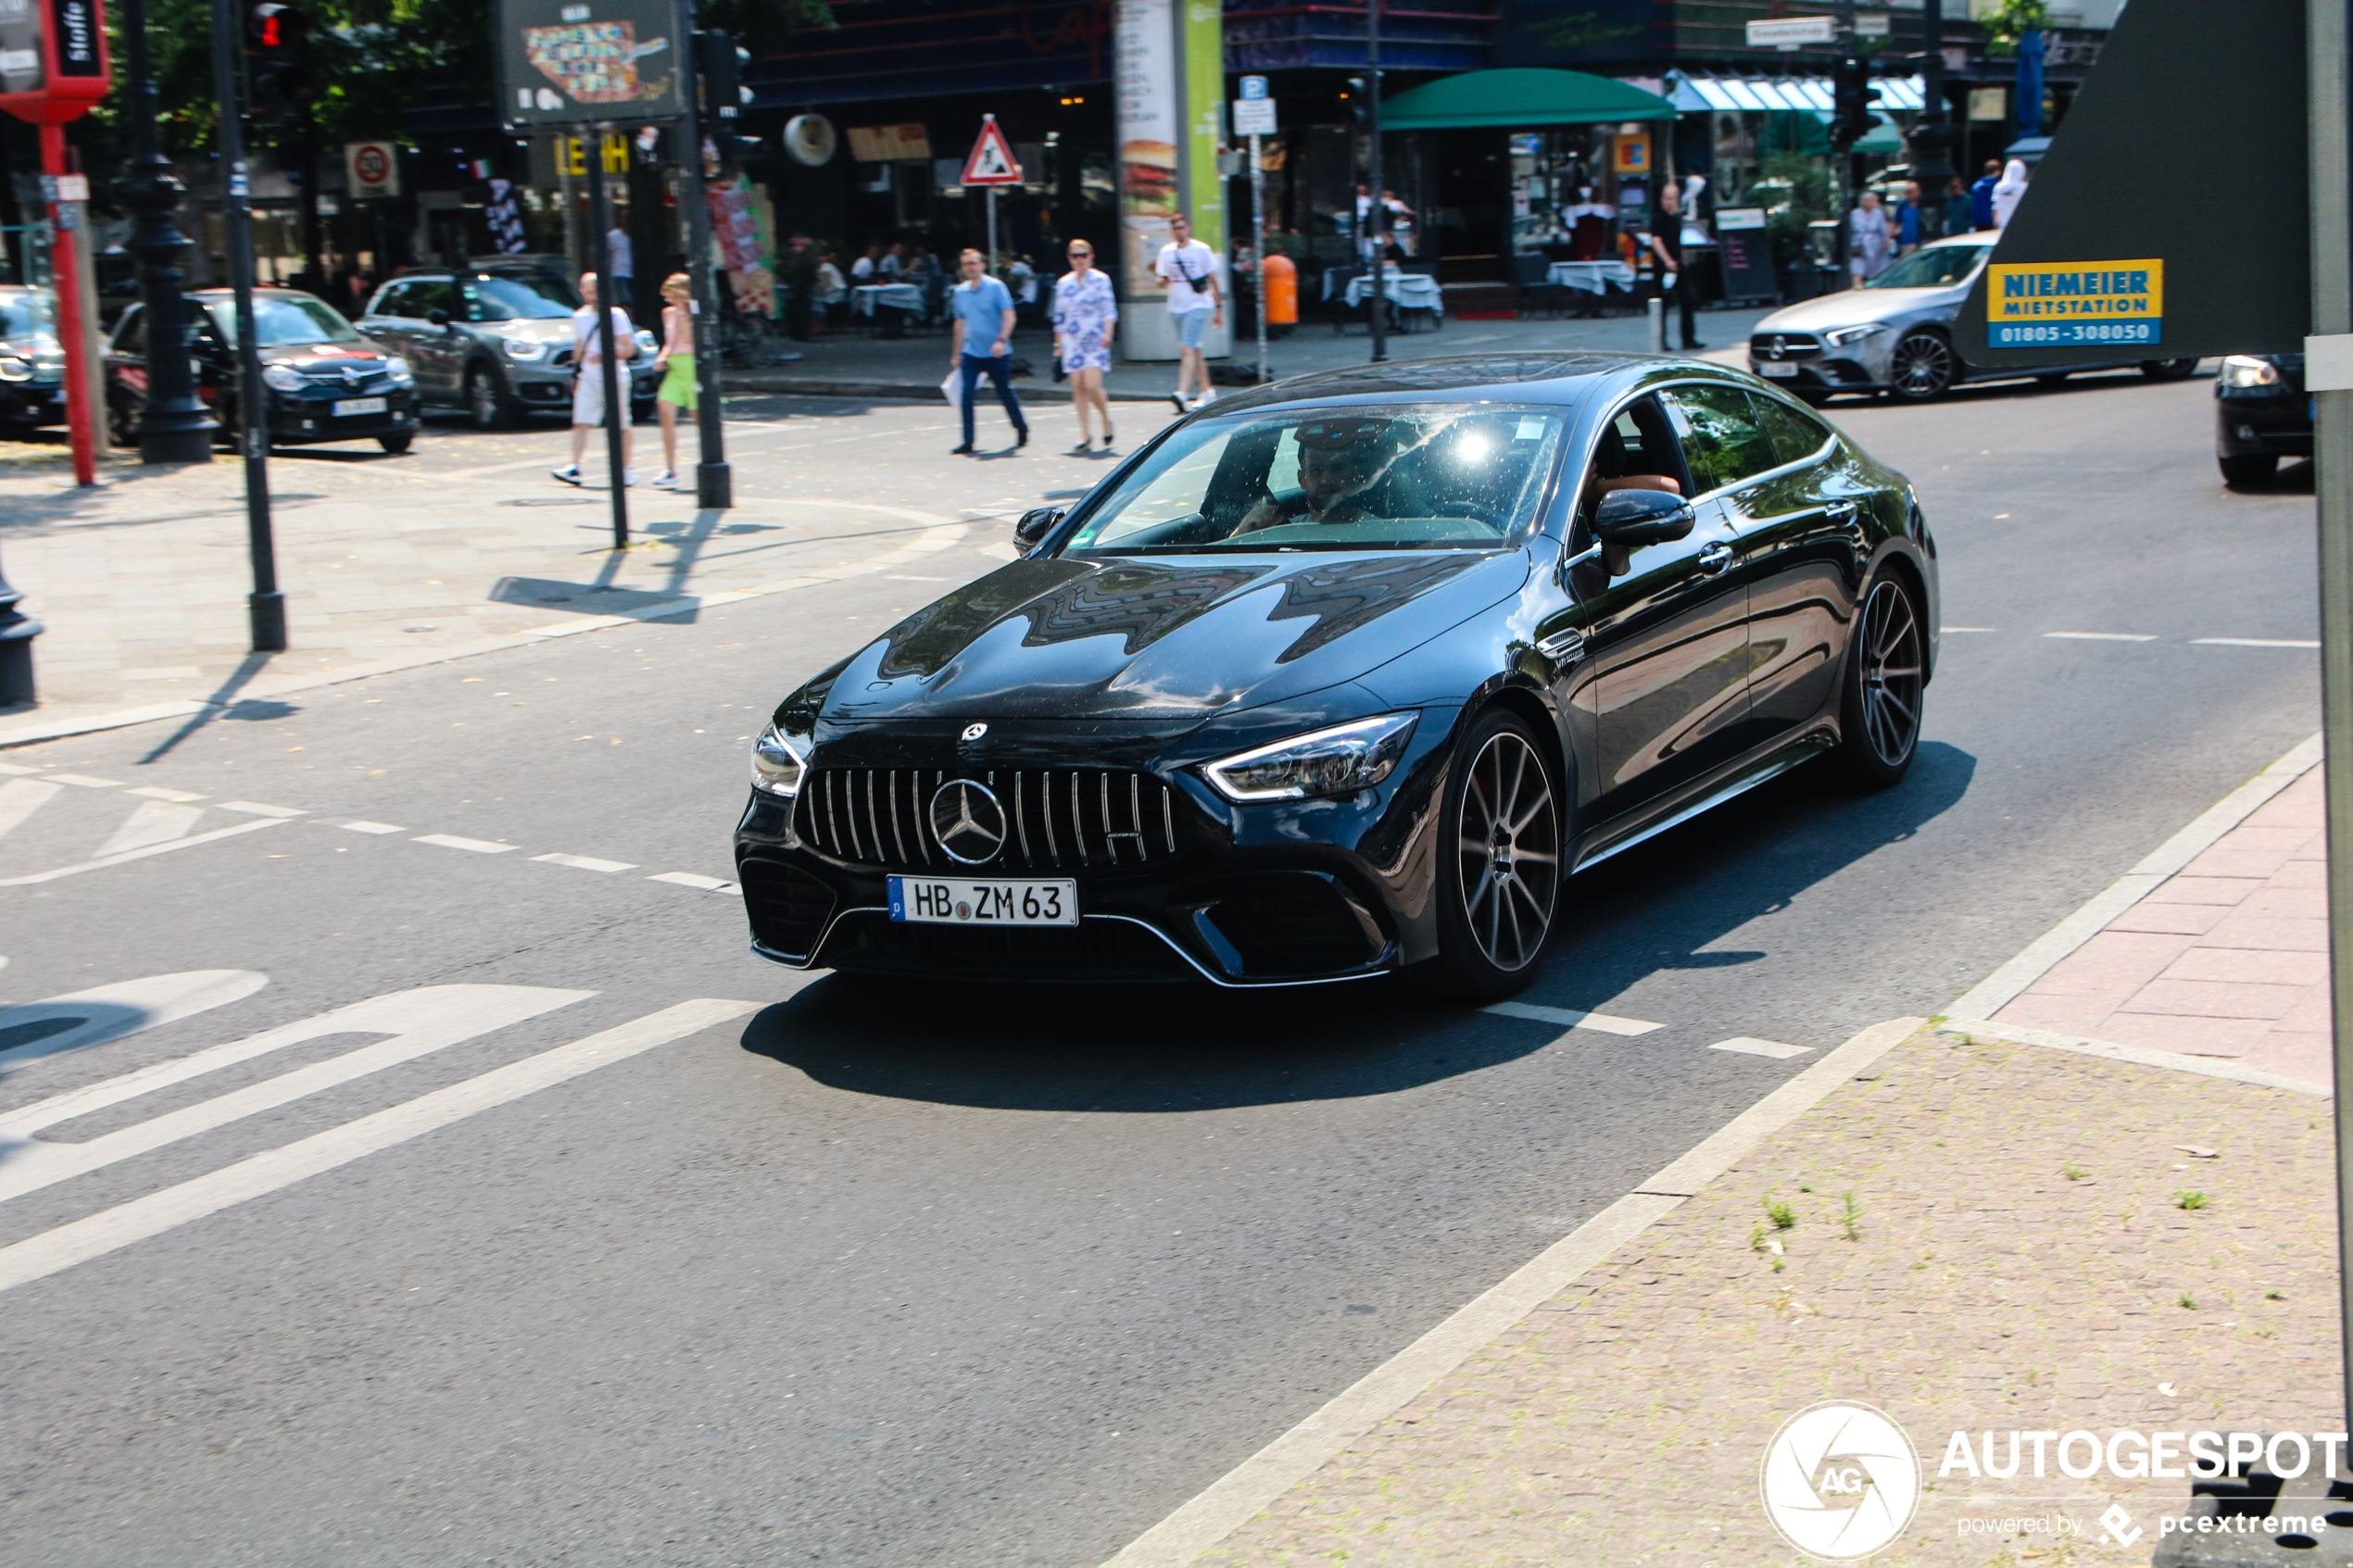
[0,357,29,383]
[260,364,306,392]
[504,338,548,361]
[750,721,810,798]
[1823,323,1890,348]
[2220,354,2281,388]
[635,329,658,354]
[384,358,415,384]
[1203,712,1419,803]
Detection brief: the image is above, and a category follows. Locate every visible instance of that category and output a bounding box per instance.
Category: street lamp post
[1365,0,1386,364]
[1911,0,1957,242]
[115,0,216,464]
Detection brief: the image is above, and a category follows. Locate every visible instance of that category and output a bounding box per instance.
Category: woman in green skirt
[650,273,699,488]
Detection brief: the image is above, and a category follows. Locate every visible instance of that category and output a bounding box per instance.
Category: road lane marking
[0,998,754,1297]
[45,774,122,788]
[0,760,42,775]
[1709,1036,1812,1060]
[217,800,307,818]
[1940,626,1996,633]
[0,971,269,1073]
[2044,631,2158,642]
[333,820,406,834]
[1480,1001,1663,1036]
[0,778,63,843]
[412,834,519,854]
[94,799,206,859]
[535,853,637,872]
[648,871,730,890]
[0,817,288,886]
[2192,636,2322,648]
[125,786,208,802]
[0,985,594,1206]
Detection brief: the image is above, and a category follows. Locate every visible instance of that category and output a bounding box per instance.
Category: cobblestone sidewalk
[0,435,970,746]
[1184,1025,2337,1566]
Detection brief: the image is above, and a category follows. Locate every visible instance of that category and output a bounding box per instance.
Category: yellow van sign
[1986,258,2164,347]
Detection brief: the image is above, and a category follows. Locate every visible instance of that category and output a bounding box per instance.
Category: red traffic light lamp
[245,2,315,120]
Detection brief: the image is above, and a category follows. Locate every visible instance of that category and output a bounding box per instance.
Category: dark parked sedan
[107,288,420,453]
[0,285,67,432]
[2215,353,2308,486]
[735,354,1939,997]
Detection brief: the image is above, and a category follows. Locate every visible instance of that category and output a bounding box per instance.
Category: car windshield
[1869,245,1992,290]
[1062,404,1567,555]
[0,292,56,342]
[204,295,363,346]
[470,274,577,320]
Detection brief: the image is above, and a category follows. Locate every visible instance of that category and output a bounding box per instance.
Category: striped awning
[1675,74,1926,114]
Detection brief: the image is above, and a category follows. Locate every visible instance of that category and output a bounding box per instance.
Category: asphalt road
[0,366,2322,1566]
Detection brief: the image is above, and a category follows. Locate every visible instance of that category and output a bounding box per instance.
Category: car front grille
[795,767,1180,873]
[1750,332,1824,361]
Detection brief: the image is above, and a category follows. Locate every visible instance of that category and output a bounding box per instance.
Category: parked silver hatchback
[358,267,657,430]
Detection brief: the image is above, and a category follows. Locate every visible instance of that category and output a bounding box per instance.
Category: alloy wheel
[1889,332,1954,400]
[1856,580,1924,768]
[1455,729,1560,972]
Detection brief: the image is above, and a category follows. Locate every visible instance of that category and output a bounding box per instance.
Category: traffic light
[696,31,750,123]
[245,3,316,123]
[1341,76,1366,128]
[1831,55,1879,149]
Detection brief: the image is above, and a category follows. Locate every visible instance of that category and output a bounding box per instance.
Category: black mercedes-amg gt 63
[735,353,1937,998]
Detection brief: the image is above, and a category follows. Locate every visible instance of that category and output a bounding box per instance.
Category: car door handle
[1695,542,1733,574]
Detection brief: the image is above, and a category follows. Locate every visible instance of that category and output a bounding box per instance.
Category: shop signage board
[494,0,685,132]
[1952,0,2305,365]
[1745,16,1832,47]
[1114,0,1230,359]
[0,0,109,120]
[345,140,399,199]
[1714,207,1777,304]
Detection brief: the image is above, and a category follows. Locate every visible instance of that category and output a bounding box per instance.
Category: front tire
[377,432,413,454]
[1886,332,1956,401]
[466,364,515,431]
[2220,452,2278,488]
[1422,709,1562,1000]
[1834,576,1926,787]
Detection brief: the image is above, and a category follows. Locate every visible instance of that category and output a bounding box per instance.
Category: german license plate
[333,396,387,417]
[1755,361,1799,378]
[887,875,1077,926]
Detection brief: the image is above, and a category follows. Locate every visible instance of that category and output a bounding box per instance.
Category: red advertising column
[0,0,115,489]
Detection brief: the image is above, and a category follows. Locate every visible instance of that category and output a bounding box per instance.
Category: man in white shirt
[554,272,638,486]
[1156,212,1223,411]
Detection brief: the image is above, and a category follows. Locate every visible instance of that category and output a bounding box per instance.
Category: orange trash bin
[1264,253,1298,326]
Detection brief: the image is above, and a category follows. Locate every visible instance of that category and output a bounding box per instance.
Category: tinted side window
[407,280,457,318]
[1666,386,1781,495]
[372,282,415,319]
[1755,396,1834,468]
[113,304,145,354]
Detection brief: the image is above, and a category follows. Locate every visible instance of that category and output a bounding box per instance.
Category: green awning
[1378,69,1679,132]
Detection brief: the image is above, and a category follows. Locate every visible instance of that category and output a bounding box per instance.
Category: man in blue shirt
[949,248,1029,455]
[1969,159,2001,232]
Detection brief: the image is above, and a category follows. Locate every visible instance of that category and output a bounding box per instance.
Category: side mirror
[426,308,451,329]
[1592,487,1695,548]
[1013,507,1063,549]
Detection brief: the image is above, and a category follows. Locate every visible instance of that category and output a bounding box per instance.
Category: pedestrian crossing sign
[962,116,1023,186]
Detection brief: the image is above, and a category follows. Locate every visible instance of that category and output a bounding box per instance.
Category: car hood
[257,341,395,371]
[492,318,575,345]
[1755,286,1963,335]
[821,549,1529,722]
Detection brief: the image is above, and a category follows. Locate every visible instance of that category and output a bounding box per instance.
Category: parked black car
[106,289,421,453]
[0,285,66,432]
[2216,353,2309,486]
[735,354,1938,997]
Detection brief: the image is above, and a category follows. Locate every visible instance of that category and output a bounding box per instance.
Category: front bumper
[2216,392,2311,458]
[0,378,66,426]
[732,721,1458,987]
[268,386,421,445]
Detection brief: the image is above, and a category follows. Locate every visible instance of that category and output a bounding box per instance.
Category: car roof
[1926,230,2001,247]
[1196,352,1749,416]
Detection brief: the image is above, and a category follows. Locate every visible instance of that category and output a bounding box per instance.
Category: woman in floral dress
[1051,240,1119,452]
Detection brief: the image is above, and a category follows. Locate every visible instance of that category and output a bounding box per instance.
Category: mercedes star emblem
[1768,335,1789,360]
[929,779,1007,864]
[961,722,988,741]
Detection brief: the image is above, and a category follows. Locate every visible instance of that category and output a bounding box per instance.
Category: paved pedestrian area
[1994,764,2332,1087]
[1188,1024,2337,1565]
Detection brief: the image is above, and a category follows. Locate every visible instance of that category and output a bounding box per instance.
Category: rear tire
[1418,709,1563,1001]
[377,432,413,454]
[2220,452,2278,488]
[1886,332,1955,401]
[1834,575,1925,788]
[2035,371,2071,388]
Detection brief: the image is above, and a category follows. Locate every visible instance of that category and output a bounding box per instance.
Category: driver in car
[1236,417,1396,533]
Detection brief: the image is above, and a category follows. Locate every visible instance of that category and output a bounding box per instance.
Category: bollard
[1647,295,1666,356]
